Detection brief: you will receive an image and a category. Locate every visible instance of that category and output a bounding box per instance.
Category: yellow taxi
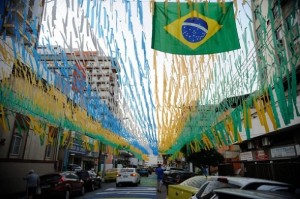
[102,168,119,182]
[168,184,199,199]
[167,175,209,199]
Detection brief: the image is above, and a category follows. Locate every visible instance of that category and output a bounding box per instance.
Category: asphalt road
[76,173,168,199]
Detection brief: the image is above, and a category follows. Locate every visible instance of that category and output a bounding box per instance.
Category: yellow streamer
[0,105,8,132]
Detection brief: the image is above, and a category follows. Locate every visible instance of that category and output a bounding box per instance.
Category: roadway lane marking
[105,187,156,191]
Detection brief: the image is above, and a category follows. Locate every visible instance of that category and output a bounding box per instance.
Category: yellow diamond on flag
[164,10,222,50]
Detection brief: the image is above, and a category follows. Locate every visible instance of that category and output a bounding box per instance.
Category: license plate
[123,175,128,178]
[41,185,51,188]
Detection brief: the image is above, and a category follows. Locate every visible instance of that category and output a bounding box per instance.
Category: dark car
[76,170,102,191]
[164,170,196,188]
[39,171,85,199]
[137,168,149,177]
[163,168,184,183]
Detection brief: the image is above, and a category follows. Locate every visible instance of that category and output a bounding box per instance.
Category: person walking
[155,164,164,193]
[24,169,40,199]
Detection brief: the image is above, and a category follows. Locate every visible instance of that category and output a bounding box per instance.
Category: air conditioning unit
[262,137,271,146]
[247,142,255,149]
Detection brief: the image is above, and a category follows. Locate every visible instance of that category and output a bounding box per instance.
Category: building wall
[0,110,58,196]
[0,161,56,197]
[23,131,47,160]
[0,111,15,158]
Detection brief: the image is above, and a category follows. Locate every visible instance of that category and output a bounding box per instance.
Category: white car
[116,168,141,187]
[190,176,295,199]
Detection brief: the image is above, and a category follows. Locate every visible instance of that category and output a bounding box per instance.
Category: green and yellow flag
[151,2,240,55]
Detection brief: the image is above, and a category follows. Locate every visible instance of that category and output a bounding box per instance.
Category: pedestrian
[155,164,164,193]
[23,169,40,199]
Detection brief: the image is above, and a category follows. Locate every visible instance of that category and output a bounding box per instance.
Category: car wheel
[98,181,102,188]
[116,183,119,187]
[65,190,70,199]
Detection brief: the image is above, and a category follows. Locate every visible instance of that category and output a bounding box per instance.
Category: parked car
[103,168,119,182]
[168,176,209,199]
[76,170,102,191]
[164,167,184,175]
[213,188,299,199]
[137,168,149,177]
[39,171,85,199]
[116,168,141,187]
[147,167,154,175]
[67,164,82,171]
[164,170,196,188]
[163,167,185,183]
[191,176,296,199]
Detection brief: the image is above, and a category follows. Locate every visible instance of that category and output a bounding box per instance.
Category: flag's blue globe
[182,18,208,43]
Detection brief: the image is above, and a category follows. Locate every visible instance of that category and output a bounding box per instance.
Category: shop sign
[240,151,253,161]
[271,145,296,158]
[255,150,269,160]
[296,145,300,156]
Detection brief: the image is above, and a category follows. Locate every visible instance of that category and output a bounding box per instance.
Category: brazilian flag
[151,2,240,55]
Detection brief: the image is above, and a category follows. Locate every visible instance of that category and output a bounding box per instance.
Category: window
[9,114,29,158]
[256,26,264,45]
[10,135,22,155]
[45,144,52,159]
[285,12,299,56]
[275,26,284,47]
[272,3,280,19]
[254,5,259,20]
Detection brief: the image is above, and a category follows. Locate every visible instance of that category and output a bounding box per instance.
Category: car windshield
[199,181,240,199]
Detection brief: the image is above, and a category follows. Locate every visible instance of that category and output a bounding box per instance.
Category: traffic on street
[76,173,166,199]
[1,1,300,199]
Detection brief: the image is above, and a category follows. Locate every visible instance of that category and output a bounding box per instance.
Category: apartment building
[0,0,122,196]
[228,0,300,186]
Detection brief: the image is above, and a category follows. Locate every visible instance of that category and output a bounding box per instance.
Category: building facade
[220,0,300,186]
[0,0,123,197]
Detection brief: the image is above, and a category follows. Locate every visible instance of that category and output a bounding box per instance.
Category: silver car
[191,176,295,199]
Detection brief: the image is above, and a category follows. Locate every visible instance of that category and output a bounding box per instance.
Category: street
[76,173,167,199]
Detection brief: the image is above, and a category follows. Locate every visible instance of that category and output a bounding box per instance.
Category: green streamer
[274,78,290,125]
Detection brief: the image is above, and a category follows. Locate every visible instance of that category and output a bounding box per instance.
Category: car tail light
[117,173,121,177]
[131,173,137,177]
[217,177,228,183]
[58,176,65,184]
